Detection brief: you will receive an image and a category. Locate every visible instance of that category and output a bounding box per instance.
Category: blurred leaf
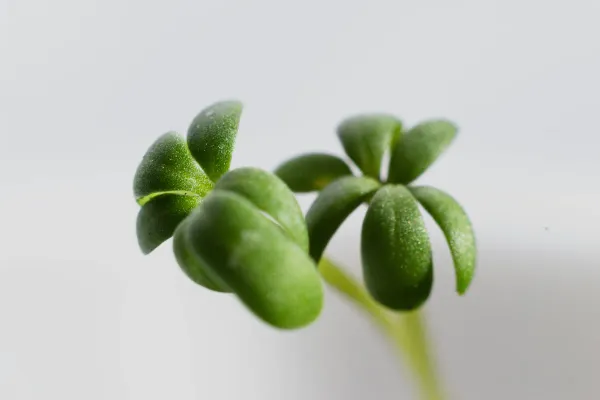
[173,217,231,292]
[387,120,457,184]
[337,114,401,179]
[187,100,243,182]
[183,190,323,329]
[133,132,213,205]
[410,186,476,294]
[306,176,380,262]
[274,153,354,193]
[215,167,309,252]
[136,193,200,254]
[361,185,433,310]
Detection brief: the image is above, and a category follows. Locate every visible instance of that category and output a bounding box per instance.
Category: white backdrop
[1,1,599,399]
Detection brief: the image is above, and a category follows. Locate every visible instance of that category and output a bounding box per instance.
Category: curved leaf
[337,114,401,179]
[387,120,457,184]
[215,167,309,252]
[274,153,354,193]
[410,186,476,294]
[183,190,323,329]
[173,218,231,293]
[136,193,200,254]
[187,100,243,182]
[306,176,380,262]
[361,185,433,310]
[133,132,213,205]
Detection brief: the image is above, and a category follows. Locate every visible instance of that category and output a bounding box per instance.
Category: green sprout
[133,100,477,400]
[134,100,322,329]
[275,114,476,307]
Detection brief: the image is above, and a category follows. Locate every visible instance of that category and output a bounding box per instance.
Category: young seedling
[133,100,322,329]
[275,114,476,307]
[133,100,476,400]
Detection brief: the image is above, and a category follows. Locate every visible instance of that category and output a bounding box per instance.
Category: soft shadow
[176,239,600,400]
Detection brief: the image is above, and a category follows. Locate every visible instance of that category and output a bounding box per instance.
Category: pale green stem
[319,257,445,400]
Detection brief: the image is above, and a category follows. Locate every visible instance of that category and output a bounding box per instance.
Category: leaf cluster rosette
[133,101,476,329]
[275,115,476,310]
[133,101,322,329]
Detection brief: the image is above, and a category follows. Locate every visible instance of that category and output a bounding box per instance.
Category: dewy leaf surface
[337,114,401,179]
[274,153,354,193]
[187,100,243,182]
[133,131,213,205]
[387,120,457,184]
[306,176,381,262]
[410,185,476,294]
[361,185,433,310]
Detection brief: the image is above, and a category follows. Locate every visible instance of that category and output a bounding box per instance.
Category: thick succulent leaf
[215,167,309,252]
[133,132,213,205]
[361,185,433,310]
[173,218,231,293]
[410,186,476,294]
[274,153,354,192]
[183,190,323,329]
[136,193,201,254]
[337,114,401,179]
[306,176,380,262]
[187,100,243,182]
[387,120,457,184]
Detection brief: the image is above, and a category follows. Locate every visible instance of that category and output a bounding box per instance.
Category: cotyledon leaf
[361,185,433,311]
[410,185,476,294]
[183,190,323,329]
[274,153,354,193]
[136,193,201,254]
[306,176,381,262]
[337,114,401,179]
[214,167,309,252]
[133,131,213,205]
[387,120,457,184]
[173,217,231,293]
[187,100,243,182]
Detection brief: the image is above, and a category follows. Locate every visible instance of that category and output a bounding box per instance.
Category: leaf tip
[187,99,244,182]
[456,273,474,295]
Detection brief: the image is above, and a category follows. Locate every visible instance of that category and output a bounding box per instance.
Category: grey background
[1,0,599,399]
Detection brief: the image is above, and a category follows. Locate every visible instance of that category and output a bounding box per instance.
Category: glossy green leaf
[361,185,433,310]
[173,218,231,292]
[215,167,309,252]
[133,132,213,205]
[274,153,354,192]
[387,120,457,184]
[337,114,401,179]
[136,193,201,254]
[306,176,381,262]
[183,190,323,329]
[187,100,243,182]
[410,186,476,294]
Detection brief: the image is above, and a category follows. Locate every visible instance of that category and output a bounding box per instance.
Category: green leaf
[182,190,323,329]
[187,100,243,182]
[306,176,381,262]
[136,193,201,254]
[387,120,457,184]
[274,153,354,192]
[337,114,401,179]
[410,186,476,294]
[173,217,231,292]
[361,185,433,310]
[215,167,309,252]
[133,132,213,205]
